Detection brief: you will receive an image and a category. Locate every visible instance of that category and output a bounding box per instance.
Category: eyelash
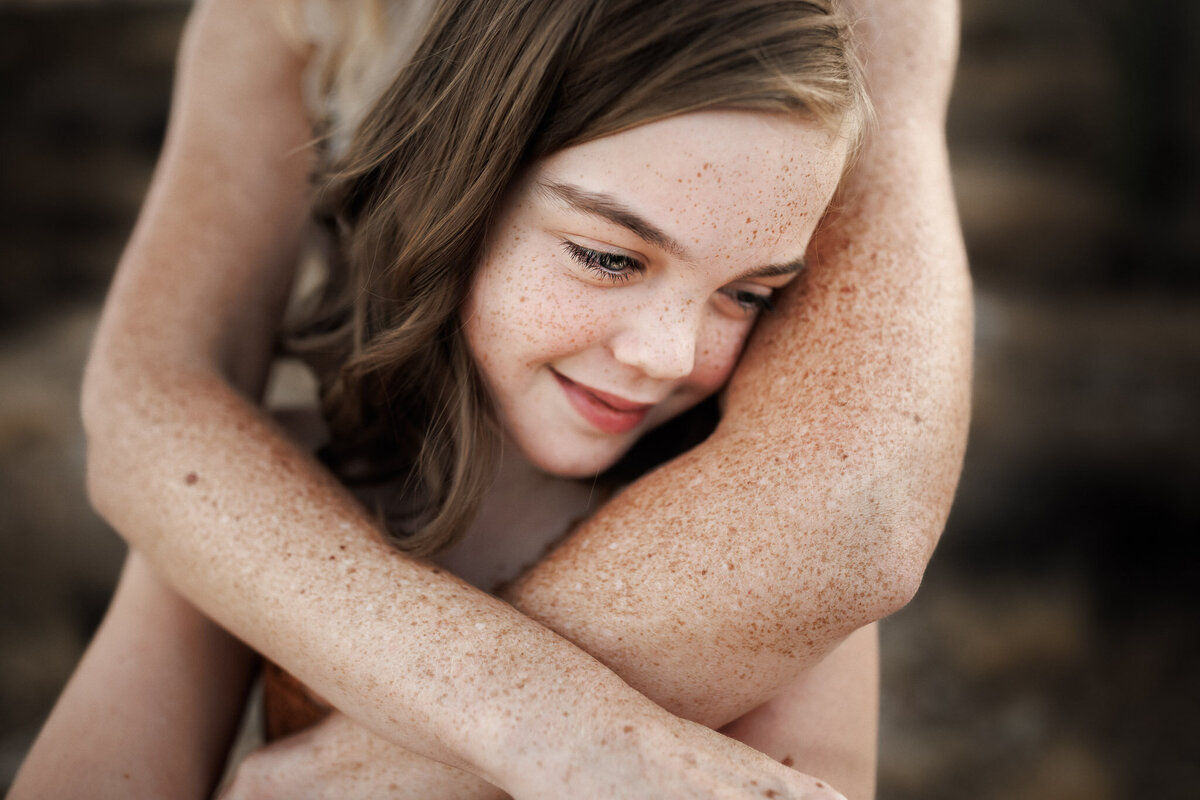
[728,290,776,314]
[562,241,643,283]
[561,240,776,314]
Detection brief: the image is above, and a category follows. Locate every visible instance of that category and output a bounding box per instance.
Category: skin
[8,554,255,800]
[222,627,878,800]
[464,111,846,478]
[13,0,968,797]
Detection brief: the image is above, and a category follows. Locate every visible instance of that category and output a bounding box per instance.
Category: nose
[608,300,699,381]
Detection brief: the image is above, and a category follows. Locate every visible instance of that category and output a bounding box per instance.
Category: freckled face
[462,110,847,477]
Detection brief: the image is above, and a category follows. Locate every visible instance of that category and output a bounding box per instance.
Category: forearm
[10,553,255,799]
[229,628,878,800]
[506,0,970,727]
[82,0,672,788]
[84,367,672,789]
[85,0,960,790]
[225,712,507,800]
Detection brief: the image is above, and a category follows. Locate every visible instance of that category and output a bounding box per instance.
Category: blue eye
[562,241,643,283]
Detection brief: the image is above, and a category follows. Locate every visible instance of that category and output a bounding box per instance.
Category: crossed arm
[13,0,968,796]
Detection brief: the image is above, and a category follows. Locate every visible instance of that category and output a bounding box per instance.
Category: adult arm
[8,553,255,800]
[221,625,879,800]
[219,1,967,789]
[79,1,852,796]
[506,0,971,725]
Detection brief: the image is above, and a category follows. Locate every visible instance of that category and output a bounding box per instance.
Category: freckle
[815,781,825,788]
[765,791,777,798]
[623,725,634,733]
[184,472,198,485]
[781,756,794,767]
[329,555,336,560]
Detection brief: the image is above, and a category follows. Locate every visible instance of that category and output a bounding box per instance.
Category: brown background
[1,0,1197,797]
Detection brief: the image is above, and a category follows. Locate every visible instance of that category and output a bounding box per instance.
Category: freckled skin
[21,1,969,799]
[464,111,843,478]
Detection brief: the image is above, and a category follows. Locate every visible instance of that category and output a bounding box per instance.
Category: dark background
[1,1,1197,797]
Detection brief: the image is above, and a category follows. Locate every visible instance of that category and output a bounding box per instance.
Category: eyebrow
[538,180,685,256]
[738,259,807,280]
[537,179,807,279]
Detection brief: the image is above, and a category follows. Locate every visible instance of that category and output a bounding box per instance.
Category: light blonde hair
[288,0,870,556]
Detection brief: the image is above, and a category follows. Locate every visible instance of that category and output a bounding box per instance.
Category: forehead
[531,110,848,265]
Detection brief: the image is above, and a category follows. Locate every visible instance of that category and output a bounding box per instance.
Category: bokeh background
[1,0,1197,797]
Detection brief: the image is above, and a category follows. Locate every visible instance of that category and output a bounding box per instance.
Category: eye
[562,241,644,283]
[721,287,776,316]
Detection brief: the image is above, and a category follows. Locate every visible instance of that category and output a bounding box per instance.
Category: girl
[13,0,971,797]
[256,0,867,748]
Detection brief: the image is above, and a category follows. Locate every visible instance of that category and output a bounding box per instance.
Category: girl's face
[463,110,847,477]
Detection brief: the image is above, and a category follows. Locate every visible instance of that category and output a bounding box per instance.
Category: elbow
[862,528,929,621]
[79,338,185,525]
[848,492,949,623]
[802,489,945,629]
[80,344,132,525]
[79,344,113,452]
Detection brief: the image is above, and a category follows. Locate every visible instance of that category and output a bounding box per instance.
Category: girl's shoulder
[276,0,436,156]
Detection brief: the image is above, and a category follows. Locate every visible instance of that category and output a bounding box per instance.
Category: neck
[431,437,610,592]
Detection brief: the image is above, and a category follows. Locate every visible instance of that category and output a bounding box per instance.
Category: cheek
[526,281,611,355]
[691,319,755,392]
[466,255,611,373]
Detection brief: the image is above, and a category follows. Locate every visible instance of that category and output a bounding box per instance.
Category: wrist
[489,680,671,796]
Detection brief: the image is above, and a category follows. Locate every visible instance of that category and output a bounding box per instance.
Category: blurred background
[1,0,1197,797]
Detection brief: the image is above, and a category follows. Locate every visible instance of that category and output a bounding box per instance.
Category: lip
[552,371,653,434]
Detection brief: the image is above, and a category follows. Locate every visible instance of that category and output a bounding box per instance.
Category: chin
[523,440,630,479]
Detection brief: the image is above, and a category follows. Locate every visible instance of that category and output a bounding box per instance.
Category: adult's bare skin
[509,0,971,722]
[223,625,879,799]
[9,555,254,800]
[80,0,968,796]
[229,0,965,793]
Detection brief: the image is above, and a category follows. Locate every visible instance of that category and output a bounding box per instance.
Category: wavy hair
[288,0,869,556]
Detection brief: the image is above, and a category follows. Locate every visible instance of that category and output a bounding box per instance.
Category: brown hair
[289,0,869,556]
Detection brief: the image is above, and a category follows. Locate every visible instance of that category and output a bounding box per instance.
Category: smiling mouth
[551,371,654,434]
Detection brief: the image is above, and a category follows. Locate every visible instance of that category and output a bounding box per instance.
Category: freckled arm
[77,0,965,797]
[76,1,854,796]
[505,0,972,728]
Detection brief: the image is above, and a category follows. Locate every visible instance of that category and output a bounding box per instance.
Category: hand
[220,713,507,800]
[502,711,848,800]
[221,704,844,800]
